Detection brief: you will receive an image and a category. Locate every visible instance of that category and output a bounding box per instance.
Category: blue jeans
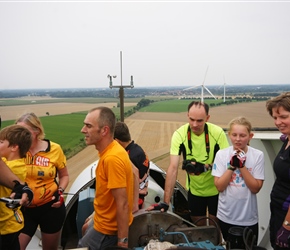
[78,226,117,250]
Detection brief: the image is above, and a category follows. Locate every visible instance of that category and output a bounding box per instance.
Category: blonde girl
[212,116,264,244]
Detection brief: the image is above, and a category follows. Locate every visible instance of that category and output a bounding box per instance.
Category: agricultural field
[0,98,277,190]
[1,103,136,159]
[138,99,221,112]
[0,97,140,106]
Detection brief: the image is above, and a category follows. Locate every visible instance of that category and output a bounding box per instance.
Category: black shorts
[187,191,218,216]
[218,219,258,246]
[21,200,66,237]
[1,230,21,250]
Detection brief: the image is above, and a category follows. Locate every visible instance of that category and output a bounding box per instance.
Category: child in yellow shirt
[0,125,32,250]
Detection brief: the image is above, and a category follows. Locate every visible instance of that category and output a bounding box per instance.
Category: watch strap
[118,237,128,243]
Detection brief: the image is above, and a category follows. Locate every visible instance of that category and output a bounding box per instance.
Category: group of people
[147,101,264,244]
[0,113,69,250]
[147,92,290,250]
[1,92,290,250]
[0,107,150,250]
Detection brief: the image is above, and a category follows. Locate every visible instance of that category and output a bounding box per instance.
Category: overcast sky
[0,1,289,90]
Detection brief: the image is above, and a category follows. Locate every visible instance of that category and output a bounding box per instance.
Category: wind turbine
[184,66,216,102]
[223,75,226,103]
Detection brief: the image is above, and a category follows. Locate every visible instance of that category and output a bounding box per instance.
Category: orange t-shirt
[94,140,134,235]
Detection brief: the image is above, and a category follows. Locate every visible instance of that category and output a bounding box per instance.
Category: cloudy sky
[0,0,289,90]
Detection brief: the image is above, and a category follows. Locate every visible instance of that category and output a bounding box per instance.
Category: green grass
[0,97,245,159]
[1,107,135,159]
[0,96,179,107]
[2,113,87,159]
[138,99,222,112]
[40,113,87,157]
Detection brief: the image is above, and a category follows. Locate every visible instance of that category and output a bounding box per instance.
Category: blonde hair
[228,116,252,134]
[15,112,45,140]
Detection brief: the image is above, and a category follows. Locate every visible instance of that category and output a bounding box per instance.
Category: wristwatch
[118,237,128,243]
[284,220,290,226]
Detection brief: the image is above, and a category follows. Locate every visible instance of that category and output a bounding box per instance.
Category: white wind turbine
[184,66,216,102]
[223,75,226,102]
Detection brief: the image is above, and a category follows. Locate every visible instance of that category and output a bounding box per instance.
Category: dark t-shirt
[125,141,150,179]
[271,140,290,211]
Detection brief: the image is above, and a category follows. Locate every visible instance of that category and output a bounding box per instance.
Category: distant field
[33,113,87,157]
[0,102,136,122]
[139,99,211,112]
[0,98,278,190]
[139,99,258,113]
[140,99,190,112]
[0,97,139,106]
[1,106,136,159]
[0,96,176,107]
[1,98,274,160]
[2,113,87,158]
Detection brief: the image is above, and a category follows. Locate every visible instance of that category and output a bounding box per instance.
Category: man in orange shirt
[78,107,134,250]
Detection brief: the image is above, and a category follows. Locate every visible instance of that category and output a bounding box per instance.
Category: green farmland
[139,99,224,112]
[1,106,135,159]
[2,113,87,158]
[1,97,245,159]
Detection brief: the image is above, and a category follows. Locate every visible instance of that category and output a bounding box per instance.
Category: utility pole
[108,51,134,122]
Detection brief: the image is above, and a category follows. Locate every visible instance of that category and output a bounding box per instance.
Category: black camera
[182,159,205,175]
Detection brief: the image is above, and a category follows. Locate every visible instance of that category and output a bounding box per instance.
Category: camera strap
[184,124,210,186]
[186,123,210,160]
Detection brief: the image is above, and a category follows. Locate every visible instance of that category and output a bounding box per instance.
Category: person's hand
[146,202,169,212]
[227,162,236,171]
[10,180,33,206]
[230,150,246,168]
[236,150,246,164]
[276,226,290,248]
[51,188,64,208]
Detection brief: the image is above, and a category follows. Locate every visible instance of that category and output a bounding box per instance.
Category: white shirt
[212,146,264,225]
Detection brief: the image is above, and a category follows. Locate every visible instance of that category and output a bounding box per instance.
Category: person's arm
[240,151,264,194]
[146,155,180,212]
[0,158,20,188]
[212,149,233,192]
[51,167,69,208]
[231,149,264,194]
[0,159,33,206]
[214,169,233,192]
[131,163,140,213]
[57,167,69,192]
[163,155,180,204]
[111,187,129,248]
[239,167,263,194]
[276,206,290,248]
[81,211,95,236]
